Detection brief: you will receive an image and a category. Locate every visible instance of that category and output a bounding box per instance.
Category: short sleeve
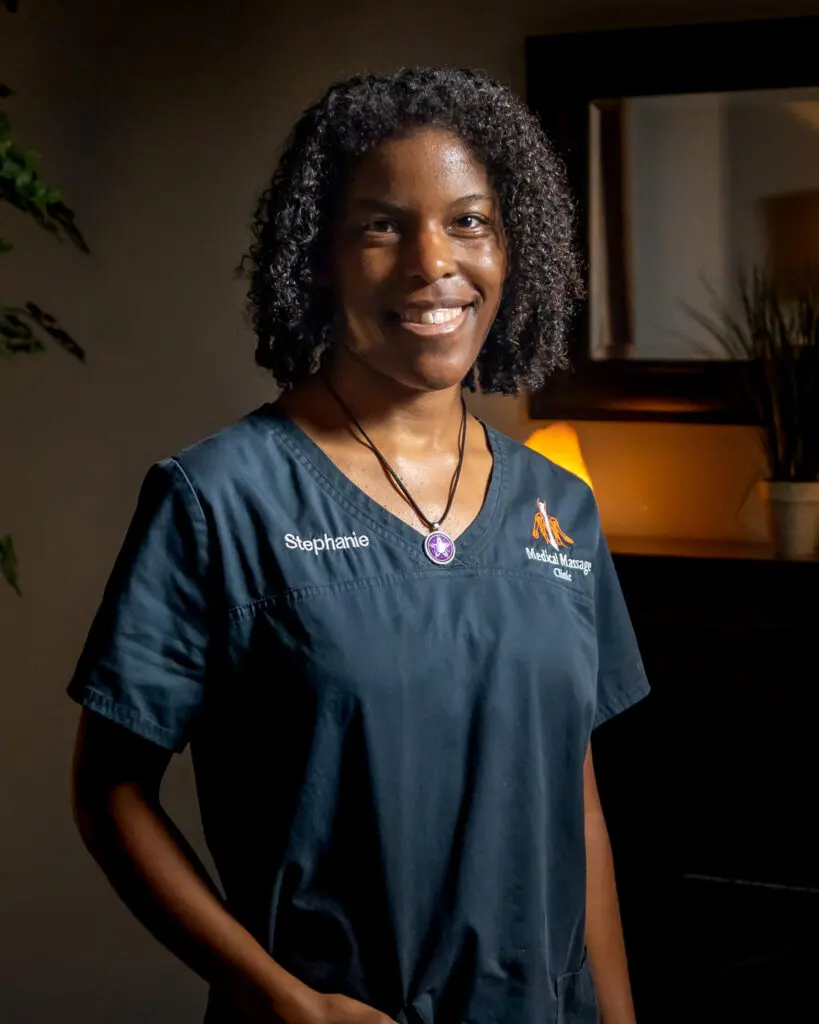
[67,458,214,751]
[592,532,650,729]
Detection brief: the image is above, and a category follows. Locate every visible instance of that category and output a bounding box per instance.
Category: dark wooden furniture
[524,17,819,423]
[594,539,819,1021]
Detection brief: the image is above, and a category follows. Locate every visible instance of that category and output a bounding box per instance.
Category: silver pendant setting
[423,526,456,566]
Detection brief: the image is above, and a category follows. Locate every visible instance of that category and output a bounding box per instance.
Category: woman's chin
[389,353,477,393]
[339,331,483,394]
[339,344,478,395]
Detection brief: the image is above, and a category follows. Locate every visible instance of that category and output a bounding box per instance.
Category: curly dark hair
[241,66,583,395]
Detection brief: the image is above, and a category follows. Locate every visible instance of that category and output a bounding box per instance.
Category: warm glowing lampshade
[525,423,594,490]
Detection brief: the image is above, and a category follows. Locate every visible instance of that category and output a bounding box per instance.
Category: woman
[69,68,649,1024]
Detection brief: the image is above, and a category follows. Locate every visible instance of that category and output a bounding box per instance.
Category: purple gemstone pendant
[424,529,456,566]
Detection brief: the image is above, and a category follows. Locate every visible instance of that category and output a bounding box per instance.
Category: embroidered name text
[285,531,370,554]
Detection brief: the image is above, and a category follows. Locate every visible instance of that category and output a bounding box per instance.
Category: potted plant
[688,264,819,559]
[2,0,88,594]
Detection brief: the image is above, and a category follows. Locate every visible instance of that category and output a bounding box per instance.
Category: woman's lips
[390,305,472,337]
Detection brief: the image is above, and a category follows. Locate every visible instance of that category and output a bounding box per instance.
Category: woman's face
[331,127,506,392]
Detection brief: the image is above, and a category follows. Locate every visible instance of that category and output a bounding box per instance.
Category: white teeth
[403,307,464,325]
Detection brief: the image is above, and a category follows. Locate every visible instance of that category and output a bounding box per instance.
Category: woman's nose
[403,222,456,283]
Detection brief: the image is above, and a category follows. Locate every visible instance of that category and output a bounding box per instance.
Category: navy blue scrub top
[68,402,649,1024]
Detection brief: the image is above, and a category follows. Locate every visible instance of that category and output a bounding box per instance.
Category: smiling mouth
[388,303,475,336]
[403,306,465,325]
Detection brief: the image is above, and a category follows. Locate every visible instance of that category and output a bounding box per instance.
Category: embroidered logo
[526,498,592,581]
[531,497,574,550]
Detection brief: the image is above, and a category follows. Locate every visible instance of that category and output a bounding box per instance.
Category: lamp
[525,422,594,490]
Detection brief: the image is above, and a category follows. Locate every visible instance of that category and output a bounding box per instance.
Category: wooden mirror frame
[525,16,819,423]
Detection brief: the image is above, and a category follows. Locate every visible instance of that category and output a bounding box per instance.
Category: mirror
[590,87,819,362]
[526,16,819,422]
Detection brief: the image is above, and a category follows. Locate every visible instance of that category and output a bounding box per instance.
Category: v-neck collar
[262,402,505,568]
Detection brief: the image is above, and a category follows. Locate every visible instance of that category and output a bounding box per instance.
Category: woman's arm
[71,709,392,1024]
[583,745,637,1024]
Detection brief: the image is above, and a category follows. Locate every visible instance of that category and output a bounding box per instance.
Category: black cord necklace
[326,381,467,566]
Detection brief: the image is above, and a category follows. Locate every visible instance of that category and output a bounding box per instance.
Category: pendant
[424,527,456,566]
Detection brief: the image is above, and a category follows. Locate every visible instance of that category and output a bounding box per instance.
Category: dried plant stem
[686,266,819,482]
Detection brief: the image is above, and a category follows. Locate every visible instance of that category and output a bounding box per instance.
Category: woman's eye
[454,214,487,230]
[363,218,397,234]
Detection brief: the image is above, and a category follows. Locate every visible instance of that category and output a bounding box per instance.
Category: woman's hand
[233,984,396,1024]
[304,993,396,1024]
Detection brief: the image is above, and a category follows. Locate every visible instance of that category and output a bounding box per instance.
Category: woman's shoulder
[165,403,288,501]
[490,425,594,497]
[488,425,601,536]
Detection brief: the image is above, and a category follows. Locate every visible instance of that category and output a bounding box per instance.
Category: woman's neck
[281,353,468,454]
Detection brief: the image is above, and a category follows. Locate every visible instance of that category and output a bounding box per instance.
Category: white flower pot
[757,480,819,559]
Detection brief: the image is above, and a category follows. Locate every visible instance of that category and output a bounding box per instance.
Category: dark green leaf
[0,137,89,252]
[24,301,86,360]
[1,317,45,354]
[48,201,90,252]
[0,308,36,339]
[0,535,22,597]
[1,302,84,359]
[0,236,11,252]
[1,337,45,356]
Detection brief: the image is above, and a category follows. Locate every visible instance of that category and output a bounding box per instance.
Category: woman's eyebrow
[349,192,495,213]
[451,192,495,205]
[348,197,409,214]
